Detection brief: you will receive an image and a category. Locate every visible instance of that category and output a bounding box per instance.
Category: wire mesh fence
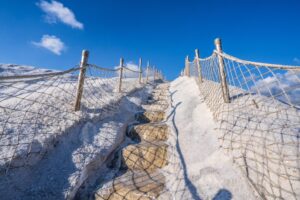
[186,42,300,199]
[0,55,161,173]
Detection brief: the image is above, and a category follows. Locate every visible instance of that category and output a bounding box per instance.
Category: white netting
[0,62,151,172]
[187,51,300,199]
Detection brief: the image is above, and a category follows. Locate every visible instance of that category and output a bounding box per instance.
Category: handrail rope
[89,63,142,73]
[214,50,300,70]
[0,66,81,80]
[189,56,214,63]
[198,52,216,61]
[123,66,141,73]
[88,63,120,72]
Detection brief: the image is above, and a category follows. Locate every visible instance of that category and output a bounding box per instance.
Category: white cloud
[252,71,300,106]
[293,57,300,64]
[37,0,83,29]
[32,35,65,55]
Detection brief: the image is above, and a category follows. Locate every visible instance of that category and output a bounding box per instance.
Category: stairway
[94,83,170,200]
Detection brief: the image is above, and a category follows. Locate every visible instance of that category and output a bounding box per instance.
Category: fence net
[189,52,300,199]
[0,63,145,173]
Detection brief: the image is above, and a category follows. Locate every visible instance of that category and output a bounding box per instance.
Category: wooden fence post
[215,38,230,103]
[74,50,89,111]
[146,61,149,82]
[118,58,124,93]
[139,58,142,84]
[195,49,203,83]
[185,56,190,77]
[184,57,187,76]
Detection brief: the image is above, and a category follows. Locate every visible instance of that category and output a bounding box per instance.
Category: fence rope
[87,64,119,72]
[123,66,141,73]
[187,45,300,200]
[214,51,300,70]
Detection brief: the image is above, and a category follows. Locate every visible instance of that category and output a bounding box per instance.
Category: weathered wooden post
[215,38,230,103]
[118,58,124,93]
[146,61,149,82]
[184,58,186,76]
[153,66,156,82]
[158,70,161,80]
[195,49,203,83]
[74,50,89,111]
[185,56,190,77]
[138,58,142,84]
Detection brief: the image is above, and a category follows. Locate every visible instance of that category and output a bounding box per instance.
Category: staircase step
[93,84,170,200]
[146,100,168,108]
[141,104,168,112]
[94,170,165,200]
[135,111,165,123]
[129,123,169,142]
[122,142,168,172]
[151,92,168,97]
[151,92,167,98]
[155,84,170,90]
[147,96,168,102]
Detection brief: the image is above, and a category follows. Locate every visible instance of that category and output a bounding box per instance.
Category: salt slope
[164,77,258,200]
[0,85,152,200]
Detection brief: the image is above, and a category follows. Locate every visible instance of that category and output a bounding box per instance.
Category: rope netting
[0,63,149,173]
[188,51,300,199]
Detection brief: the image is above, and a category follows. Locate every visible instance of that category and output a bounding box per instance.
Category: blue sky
[0,0,300,80]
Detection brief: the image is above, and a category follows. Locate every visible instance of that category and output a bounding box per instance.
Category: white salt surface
[0,79,151,200]
[163,77,258,200]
